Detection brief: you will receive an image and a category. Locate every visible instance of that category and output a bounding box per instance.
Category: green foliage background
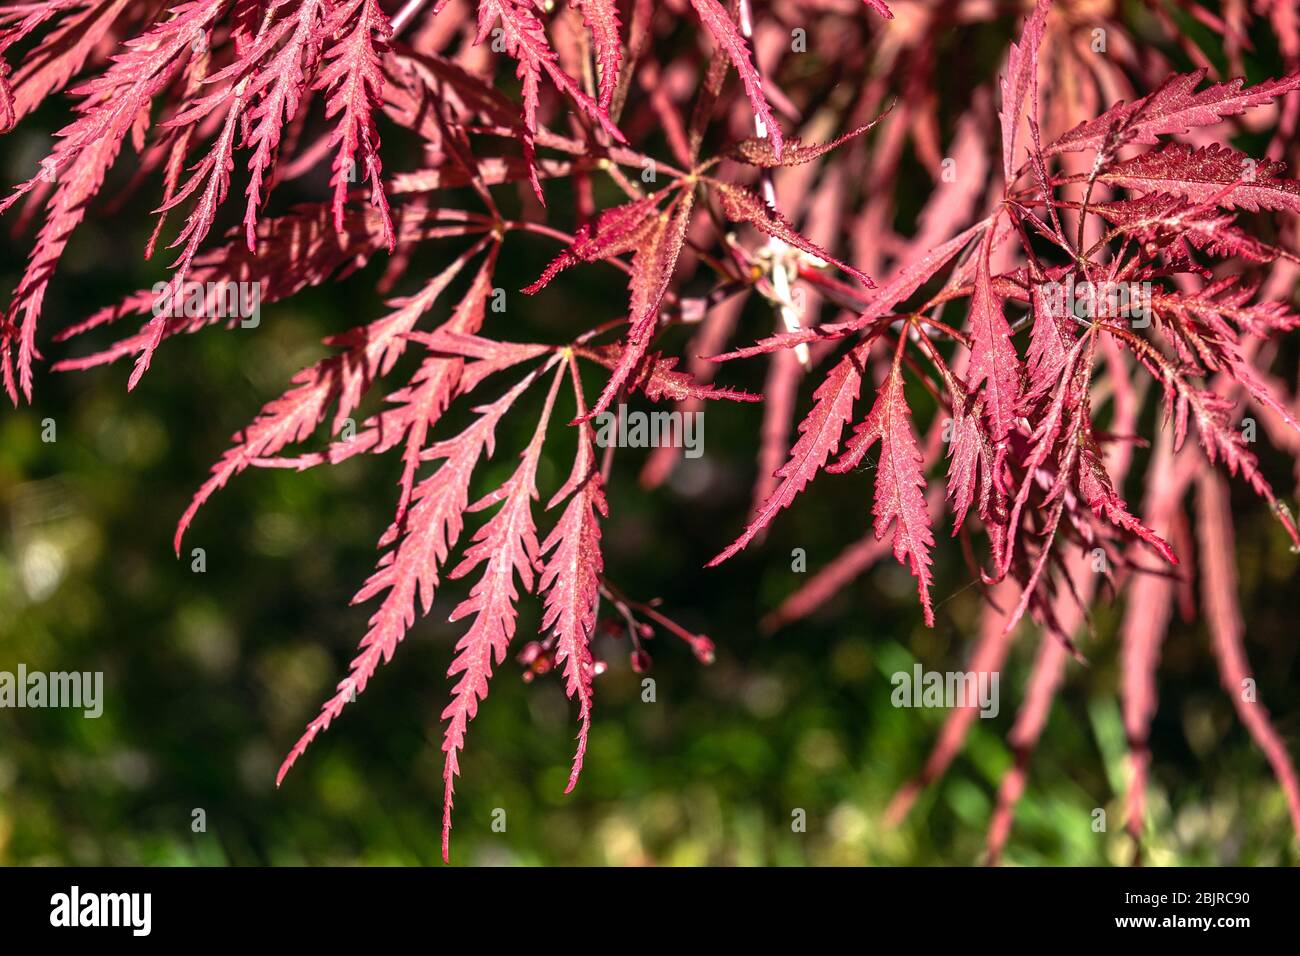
[1,4,1299,866]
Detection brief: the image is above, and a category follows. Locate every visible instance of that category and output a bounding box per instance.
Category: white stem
[737,0,809,367]
[391,0,428,34]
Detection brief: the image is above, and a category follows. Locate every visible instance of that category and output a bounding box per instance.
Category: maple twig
[390,0,429,34]
[736,0,810,368]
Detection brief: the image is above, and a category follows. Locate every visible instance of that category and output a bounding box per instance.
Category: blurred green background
[2,3,1300,866]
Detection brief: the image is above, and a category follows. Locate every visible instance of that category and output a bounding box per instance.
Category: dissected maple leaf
[571,0,621,110]
[441,360,565,861]
[1087,143,1300,214]
[172,236,493,551]
[463,0,624,201]
[1047,69,1300,158]
[687,0,782,159]
[710,341,868,566]
[317,0,394,248]
[523,192,663,293]
[726,114,889,169]
[827,339,936,625]
[999,0,1049,186]
[1,0,227,402]
[279,360,555,791]
[538,357,607,796]
[966,229,1023,446]
[588,187,697,419]
[711,181,874,287]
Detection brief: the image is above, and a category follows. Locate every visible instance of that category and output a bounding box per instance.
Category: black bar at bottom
[0,865,1293,942]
